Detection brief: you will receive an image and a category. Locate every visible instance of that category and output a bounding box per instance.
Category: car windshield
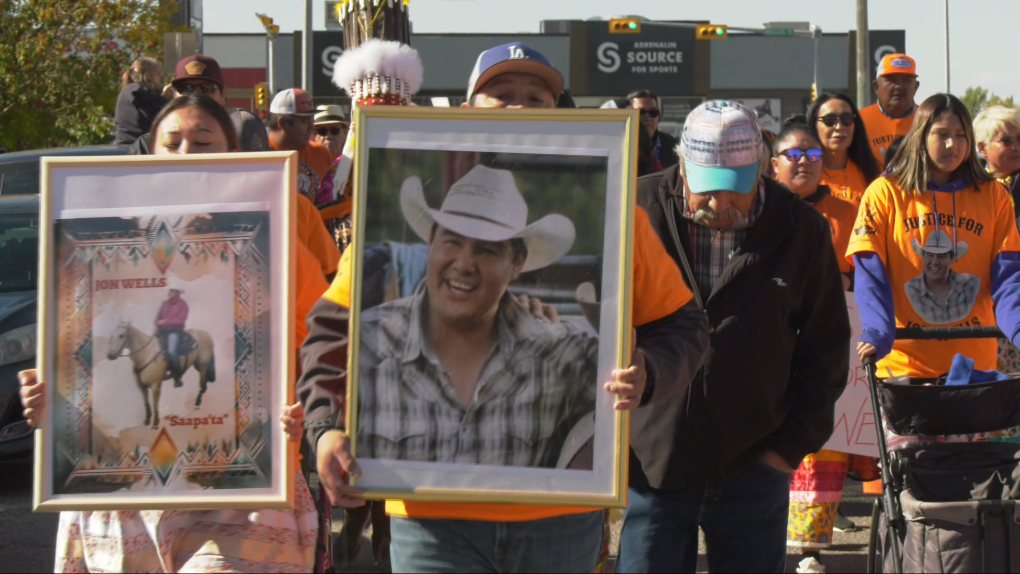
[0,160,40,196]
[0,211,38,294]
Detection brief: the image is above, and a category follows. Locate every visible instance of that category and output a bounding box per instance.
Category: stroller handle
[894,326,1003,341]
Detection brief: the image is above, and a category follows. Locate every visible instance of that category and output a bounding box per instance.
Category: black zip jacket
[631,165,851,490]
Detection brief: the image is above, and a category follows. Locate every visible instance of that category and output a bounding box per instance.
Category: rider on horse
[155,282,189,387]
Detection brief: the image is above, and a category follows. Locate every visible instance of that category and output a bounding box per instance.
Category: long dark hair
[807,93,881,183]
[886,93,993,195]
[148,94,240,152]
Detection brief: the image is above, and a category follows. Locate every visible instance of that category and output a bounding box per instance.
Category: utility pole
[303,0,313,95]
[856,0,869,107]
[944,0,951,93]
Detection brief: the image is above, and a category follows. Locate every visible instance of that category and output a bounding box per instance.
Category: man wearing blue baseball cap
[300,41,710,573]
[619,101,851,573]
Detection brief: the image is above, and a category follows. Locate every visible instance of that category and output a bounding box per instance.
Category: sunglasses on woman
[316,126,345,136]
[640,110,660,119]
[777,148,824,163]
[175,83,220,96]
[818,113,856,128]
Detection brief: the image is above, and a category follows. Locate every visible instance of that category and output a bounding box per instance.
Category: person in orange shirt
[850,93,1020,379]
[268,88,334,202]
[771,119,858,574]
[297,43,710,573]
[19,94,325,574]
[859,54,920,168]
[808,93,881,205]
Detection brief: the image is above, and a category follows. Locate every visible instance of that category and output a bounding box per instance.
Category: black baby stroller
[865,326,1020,573]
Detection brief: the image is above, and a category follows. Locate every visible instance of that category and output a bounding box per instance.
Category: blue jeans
[617,461,792,573]
[389,511,604,573]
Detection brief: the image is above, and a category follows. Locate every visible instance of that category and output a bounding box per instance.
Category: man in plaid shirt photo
[355,163,598,469]
[905,230,980,324]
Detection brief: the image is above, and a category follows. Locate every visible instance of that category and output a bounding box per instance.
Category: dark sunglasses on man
[818,113,856,128]
[316,126,346,136]
[175,83,221,96]
[640,110,660,119]
[777,148,824,163]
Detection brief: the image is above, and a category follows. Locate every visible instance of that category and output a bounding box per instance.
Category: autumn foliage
[0,0,178,150]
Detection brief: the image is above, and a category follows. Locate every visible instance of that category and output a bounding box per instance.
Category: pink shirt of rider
[156,297,189,330]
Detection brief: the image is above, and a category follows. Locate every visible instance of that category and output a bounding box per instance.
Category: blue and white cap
[466,43,564,100]
[679,100,763,194]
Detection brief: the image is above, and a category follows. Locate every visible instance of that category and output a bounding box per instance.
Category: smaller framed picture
[35,153,296,511]
[346,107,640,507]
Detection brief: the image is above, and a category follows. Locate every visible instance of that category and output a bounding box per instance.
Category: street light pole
[813,25,822,97]
[944,0,950,93]
[856,0,869,107]
[267,35,275,95]
[303,0,313,95]
[256,13,280,96]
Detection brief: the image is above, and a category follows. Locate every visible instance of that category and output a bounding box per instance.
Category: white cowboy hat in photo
[167,280,185,294]
[399,165,576,273]
[911,230,969,260]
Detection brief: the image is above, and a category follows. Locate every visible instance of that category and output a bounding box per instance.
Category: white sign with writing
[823,292,881,457]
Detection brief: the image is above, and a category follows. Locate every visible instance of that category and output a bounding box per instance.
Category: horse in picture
[106,321,216,428]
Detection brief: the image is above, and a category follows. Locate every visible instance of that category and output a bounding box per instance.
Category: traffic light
[254,83,269,112]
[255,13,279,36]
[695,24,728,39]
[609,18,641,34]
[810,82,817,102]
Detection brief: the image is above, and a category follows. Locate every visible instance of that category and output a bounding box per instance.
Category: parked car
[0,145,125,195]
[0,145,126,462]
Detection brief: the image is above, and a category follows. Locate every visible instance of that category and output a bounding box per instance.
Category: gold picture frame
[346,107,639,508]
[34,153,297,511]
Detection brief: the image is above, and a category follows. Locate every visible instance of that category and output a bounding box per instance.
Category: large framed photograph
[35,153,296,511]
[347,107,638,507]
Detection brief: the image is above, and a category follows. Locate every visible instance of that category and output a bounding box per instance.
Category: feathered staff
[316,0,423,251]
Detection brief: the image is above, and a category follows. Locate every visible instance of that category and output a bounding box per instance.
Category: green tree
[0,0,178,151]
[961,86,1016,118]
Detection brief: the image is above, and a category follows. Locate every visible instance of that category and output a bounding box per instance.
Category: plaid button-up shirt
[356,287,599,468]
[904,270,981,325]
[682,179,767,299]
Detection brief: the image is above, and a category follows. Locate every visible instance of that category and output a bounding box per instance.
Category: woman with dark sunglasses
[807,93,881,205]
[771,117,858,574]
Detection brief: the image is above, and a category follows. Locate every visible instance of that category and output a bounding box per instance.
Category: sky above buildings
[206,0,1012,104]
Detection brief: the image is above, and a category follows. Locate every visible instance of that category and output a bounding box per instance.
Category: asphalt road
[0,460,872,574]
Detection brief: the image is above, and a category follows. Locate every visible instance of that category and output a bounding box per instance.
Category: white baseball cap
[270,88,315,116]
[679,100,762,194]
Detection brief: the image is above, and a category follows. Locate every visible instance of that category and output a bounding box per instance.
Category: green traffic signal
[716,27,724,35]
[629,22,638,30]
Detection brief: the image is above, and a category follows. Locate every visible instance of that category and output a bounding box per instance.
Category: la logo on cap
[508,45,526,60]
[184,61,206,76]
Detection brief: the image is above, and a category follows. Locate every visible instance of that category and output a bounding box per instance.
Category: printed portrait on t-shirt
[904,230,979,324]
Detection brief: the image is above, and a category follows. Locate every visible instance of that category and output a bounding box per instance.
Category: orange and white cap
[877,54,917,78]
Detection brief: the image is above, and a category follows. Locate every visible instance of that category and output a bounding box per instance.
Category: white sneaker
[796,556,826,573]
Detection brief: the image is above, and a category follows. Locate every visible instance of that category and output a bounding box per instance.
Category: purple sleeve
[852,252,895,359]
[992,252,1020,345]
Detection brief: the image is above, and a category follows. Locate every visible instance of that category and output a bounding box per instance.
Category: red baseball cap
[172,54,224,88]
[270,88,315,116]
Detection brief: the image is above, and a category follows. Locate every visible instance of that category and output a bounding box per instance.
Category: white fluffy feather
[331,39,424,95]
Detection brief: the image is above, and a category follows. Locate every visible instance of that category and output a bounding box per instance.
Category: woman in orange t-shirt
[771,118,859,572]
[809,93,882,205]
[850,93,1020,377]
